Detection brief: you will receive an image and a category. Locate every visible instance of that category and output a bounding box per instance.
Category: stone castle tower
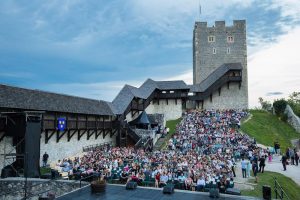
[193,20,248,109]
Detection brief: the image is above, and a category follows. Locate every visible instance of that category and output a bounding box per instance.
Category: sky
[0,0,299,108]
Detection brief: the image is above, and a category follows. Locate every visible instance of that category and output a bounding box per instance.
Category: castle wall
[40,130,117,165]
[146,99,182,121]
[126,111,140,122]
[193,20,248,109]
[202,82,248,110]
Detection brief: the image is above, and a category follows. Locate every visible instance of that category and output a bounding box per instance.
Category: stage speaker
[126,181,137,190]
[225,188,241,195]
[41,173,52,179]
[209,188,220,198]
[24,118,41,178]
[262,185,271,200]
[163,185,174,194]
[51,169,60,179]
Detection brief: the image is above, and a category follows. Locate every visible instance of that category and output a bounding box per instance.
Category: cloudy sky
[0,0,299,107]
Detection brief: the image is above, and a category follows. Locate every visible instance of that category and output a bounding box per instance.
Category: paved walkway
[234,154,300,192]
[234,162,256,191]
[264,154,300,185]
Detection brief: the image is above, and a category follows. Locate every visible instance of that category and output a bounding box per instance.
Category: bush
[273,99,287,116]
[281,113,288,122]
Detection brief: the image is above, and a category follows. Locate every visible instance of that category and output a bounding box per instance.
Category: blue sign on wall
[58,118,66,131]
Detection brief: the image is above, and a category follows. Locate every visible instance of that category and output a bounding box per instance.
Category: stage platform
[57,184,259,200]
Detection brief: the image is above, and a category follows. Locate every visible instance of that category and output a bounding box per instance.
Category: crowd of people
[55,110,263,192]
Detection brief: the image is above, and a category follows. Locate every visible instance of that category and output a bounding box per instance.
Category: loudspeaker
[51,169,60,179]
[262,185,271,200]
[126,181,137,190]
[209,188,220,198]
[41,173,52,179]
[225,188,241,195]
[24,119,41,178]
[163,185,174,194]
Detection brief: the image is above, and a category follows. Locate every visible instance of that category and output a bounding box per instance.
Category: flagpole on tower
[199,0,201,21]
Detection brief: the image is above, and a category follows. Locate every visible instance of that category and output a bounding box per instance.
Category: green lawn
[241,110,299,151]
[242,171,300,199]
[159,118,182,150]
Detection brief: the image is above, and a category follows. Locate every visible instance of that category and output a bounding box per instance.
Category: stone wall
[285,105,300,133]
[202,82,248,110]
[0,177,88,200]
[148,114,165,127]
[0,136,15,171]
[40,130,117,165]
[146,99,182,121]
[126,111,140,122]
[193,20,248,109]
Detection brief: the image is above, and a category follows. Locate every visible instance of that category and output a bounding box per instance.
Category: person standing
[241,158,247,178]
[42,152,49,167]
[281,154,287,171]
[294,149,299,166]
[290,148,295,165]
[227,159,236,177]
[268,151,272,163]
[246,161,252,178]
[252,161,258,183]
[259,155,266,173]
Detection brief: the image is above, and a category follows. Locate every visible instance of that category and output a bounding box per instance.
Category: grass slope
[241,110,299,151]
[159,118,181,150]
[242,171,300,199]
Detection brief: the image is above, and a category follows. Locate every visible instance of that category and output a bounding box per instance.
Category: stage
[57,184,259,200]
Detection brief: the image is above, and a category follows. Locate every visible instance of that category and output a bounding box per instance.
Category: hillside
[241,110,299,151]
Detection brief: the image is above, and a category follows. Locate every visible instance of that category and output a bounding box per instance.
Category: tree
[258,97,272,110]
[273,99,287,116]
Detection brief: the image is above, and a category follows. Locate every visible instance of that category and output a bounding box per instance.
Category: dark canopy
[129,111,151,125]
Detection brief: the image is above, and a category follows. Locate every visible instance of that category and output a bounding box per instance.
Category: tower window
[227,48,230,54]
[213,48,216,54]
[208,36,215,42]
[227,36,234,43]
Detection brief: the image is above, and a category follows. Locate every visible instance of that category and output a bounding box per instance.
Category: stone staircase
[153,137,166,151]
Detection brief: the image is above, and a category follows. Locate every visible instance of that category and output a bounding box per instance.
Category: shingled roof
[190,63,242,93]
[0,84,114,116]
[112,79,189,114]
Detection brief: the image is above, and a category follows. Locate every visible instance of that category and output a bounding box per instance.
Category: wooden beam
[45,130,56,144]
[103,130,109,139]
[57,130,67,143]
[110,129,117,138]
[95,130,103,139]
[76,115,78,129]
[218,87,221,96]
[78,130,87,141]
[87,130,95,140]
[67,130,77,142]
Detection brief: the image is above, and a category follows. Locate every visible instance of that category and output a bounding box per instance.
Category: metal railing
[274,177,290,200]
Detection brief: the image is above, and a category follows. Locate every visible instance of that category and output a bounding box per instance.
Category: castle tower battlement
[193,20,248,109]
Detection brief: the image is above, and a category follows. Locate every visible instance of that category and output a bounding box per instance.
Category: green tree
[273,99,287,116]
[258,97,272,110]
